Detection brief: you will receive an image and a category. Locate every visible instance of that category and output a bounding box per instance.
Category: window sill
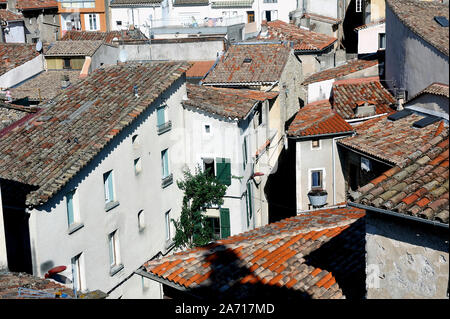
[105,201,120,212]
[161,174,173,188]
[110,263,124,277]
[157,121,172,135]
[67,222,84,235]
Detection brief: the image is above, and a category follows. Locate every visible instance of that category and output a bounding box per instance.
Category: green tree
[172,165,228,249]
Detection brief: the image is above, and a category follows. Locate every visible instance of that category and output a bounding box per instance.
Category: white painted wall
[307,79,334,103]
[110,6,164,37]
[357,23,385,54]
[295,137,346,212]
[26,78,187,299]
[0,54,44,89]
[3,21,25,43]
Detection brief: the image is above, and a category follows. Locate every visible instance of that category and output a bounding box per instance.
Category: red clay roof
[351,131,449,224]
[202,42,291,85]
[0,43,40,78]
[259,20,337,52]
[354,18,385,31]
[338,113,446,167]
[186,60,215,78]
[60,30,148,43]
[302,59,379,85]
[0,62,190,206]
[183,83,278,119]
[408,82,449,102]
[331,77,395,119]
[15,0,58,10]
[143,206,366,299]
[287,99,353,137]
[0,9,23,21]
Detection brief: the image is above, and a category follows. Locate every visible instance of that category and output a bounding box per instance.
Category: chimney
[354,100,376,117]
[61,74,70,89]
[396,89,406,111]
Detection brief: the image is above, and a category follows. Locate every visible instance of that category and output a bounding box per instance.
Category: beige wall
[370,0,386,22]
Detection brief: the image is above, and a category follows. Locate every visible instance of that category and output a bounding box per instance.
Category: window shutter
[246,183,253,226]
[215,157,231,186]
[220,208,230,238]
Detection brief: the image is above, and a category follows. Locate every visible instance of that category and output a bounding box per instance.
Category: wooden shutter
[220,208,230,238]
[215,157,231,186]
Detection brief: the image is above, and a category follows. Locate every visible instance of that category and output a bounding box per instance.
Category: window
[134,157,142,175]
[66,189,76,227]
[203,158,215,177]
[103,170,115,204]
[207,216,221,239]
[63,58,71,69]
[246,183,253,227]
[138,210,145,231]
[356,0,362,13]
[311,170,323,189]
[204,124,210,134]
[378,33,386,49]
[247,11,255,23]
[242,137,248,170]
[71,253,83,292]
[164,211,171,241]
[161,149,170,179]
[215,157,231,186]
[263,0,277,2]
[116,21,122,26]
[157,104,171,134]
[108,230,120,269]
[311,139,320,149]
[87,13,99,31]
[131,134,139,147]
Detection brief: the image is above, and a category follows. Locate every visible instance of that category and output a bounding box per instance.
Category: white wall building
[0,62,191,299]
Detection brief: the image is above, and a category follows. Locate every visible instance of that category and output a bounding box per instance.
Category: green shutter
[220,208,230,238]
[215,157,231,186]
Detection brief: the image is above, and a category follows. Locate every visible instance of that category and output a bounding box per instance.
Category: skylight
[434,16,449,27]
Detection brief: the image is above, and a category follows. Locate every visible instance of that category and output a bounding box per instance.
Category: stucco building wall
[25,77,187,298]
[366,213,449,299]
[385,4,449,98]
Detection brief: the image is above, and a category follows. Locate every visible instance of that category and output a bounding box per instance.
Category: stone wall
[366,213,449,299]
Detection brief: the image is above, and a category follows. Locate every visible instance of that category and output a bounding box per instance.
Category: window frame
[164,211,171,241]
[356,0,362,13]
[103,170,115,204]
[310,169,324,190]
[71,253,83,292]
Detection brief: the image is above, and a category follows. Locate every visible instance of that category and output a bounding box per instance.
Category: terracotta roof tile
[287,99,353,137]
[143,206,365,299]
[331,77,395,119]
[45,40,104,56]
[259,20,337,52]
[338,114,445,167]
[186,60,215,78]
[408,82,449,102]
[183,83,278,119]
[0,9,23,21]
[0,43,40,79]
[15,0,57,10]
[60,30,148,43]
[386,0,449,56]
[202,42,290,85]
[351,130,449,224]
[0,62,190,206]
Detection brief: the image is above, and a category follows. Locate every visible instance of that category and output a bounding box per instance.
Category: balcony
[161,173,173,188]
[157,120,172,135]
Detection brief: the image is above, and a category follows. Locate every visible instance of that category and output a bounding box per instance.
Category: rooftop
[211,0,254,8]
[109,0,162,6]
[386,0,449,56]
[0,9,23,22]
[45,40,104,57]
[60,30,148,44]
[350,127,449,224]
[185,60,216,78]
[0,101,37,131]
[354,18,386,31]
[15,0,58,10]
[202,42,291,85]
[9,70,81,102]
[173,0,209,5]
[259,20,337,53]
[0,271,107,299]
[0,43,40,80]
[183,83,278,119]
[0,62,190,207]
[302,59,379,85]
[143,206,366,299]
[287,99,353,138]
[338,112,445,167]
[330,77,396,119]
[407,82,450,102]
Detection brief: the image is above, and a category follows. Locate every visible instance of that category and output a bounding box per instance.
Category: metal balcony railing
[161,173,173,188]
[157,120,172,135]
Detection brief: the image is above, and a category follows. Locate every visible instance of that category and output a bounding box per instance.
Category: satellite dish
[119,49,128,63]
[35,40,42,52]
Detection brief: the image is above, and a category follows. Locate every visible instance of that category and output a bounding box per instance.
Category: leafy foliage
[172,165,228,249]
